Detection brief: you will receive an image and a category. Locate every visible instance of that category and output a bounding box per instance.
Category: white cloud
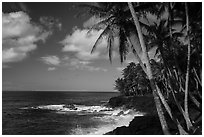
[2,11,51,64]
[68,58,107,72]
[40,54,107,72]
[48,67,56,71]
[2,46,34,63]
[70,59,91,66]
[41,55,61,66]
[61,28,108,61]
[86,66,107,72]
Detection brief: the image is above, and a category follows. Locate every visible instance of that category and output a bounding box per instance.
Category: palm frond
[157,3,167,19]
[158,19,168,31]
[118,28,128,63]
[86,15,114,33]
[78,4,110,18]
[107,32,114,63]
[122,21,137,36]
[130,2,155,12]
[91,25,111,54]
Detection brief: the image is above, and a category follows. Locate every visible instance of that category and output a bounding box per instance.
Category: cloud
[61,28,109,61]
[41,55,61,66]
[68,58,107,72]
[70,58,91,66]
[41,55,61,71]
[2,11,51,64]
[48,67,56,71]
[41,54,107,72]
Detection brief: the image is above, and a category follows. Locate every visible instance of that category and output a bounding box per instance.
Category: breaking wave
[21,104,145,135]
[21,104,113,114]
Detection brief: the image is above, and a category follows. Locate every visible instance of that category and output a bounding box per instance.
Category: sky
[2,2,157,91]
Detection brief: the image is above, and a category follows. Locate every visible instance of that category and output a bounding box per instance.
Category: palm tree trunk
[151,81,170,135]
[184,2,193,130]
[126,36,147,75]
[128,2,170,135]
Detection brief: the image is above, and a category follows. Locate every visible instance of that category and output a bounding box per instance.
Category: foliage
[79,2,202,134]
[141,2,202,134]
[115,62,154,96]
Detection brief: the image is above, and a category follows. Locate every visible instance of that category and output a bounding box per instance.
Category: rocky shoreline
[104,95,163,135]
[104,95,202,135]
[105,115,163,135]
[106,95,157,114]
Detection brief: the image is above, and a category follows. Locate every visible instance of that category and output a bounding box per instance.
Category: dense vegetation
[79,2,202,135]
[114,60,164,96]
[115,62,150,96]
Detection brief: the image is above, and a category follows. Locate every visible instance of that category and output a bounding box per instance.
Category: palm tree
[128,2,171,134]
[184,2,192,130]
[82,2,170,134]
[140,2,201,133]
[79,2,202,134]
[78,3,148,74]
[143,18,193,133]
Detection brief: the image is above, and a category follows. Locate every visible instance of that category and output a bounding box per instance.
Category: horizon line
[3,90,119,92]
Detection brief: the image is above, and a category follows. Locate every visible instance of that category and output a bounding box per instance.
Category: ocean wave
[20,104,113,114]
[20,104,145,135]
[74,111,145,135]
[20,104,143,116]
[69,107,145,135]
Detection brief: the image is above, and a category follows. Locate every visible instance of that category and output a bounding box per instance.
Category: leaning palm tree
[143,17,193,132]
[141,10,194,134]
[80,2,171,134]
[184,2,192,131]
[128,2,171,134]
[78,3,149,74]
[79,2,201,134]
[131,2,202,134]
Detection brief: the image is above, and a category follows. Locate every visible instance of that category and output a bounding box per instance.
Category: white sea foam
[73,112,144,135]
[69,107,145,135]
[21,104,145,135]
[87,110,145,135]
[21,104,113,113]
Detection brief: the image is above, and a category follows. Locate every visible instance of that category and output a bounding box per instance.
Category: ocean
[2,91,144,135]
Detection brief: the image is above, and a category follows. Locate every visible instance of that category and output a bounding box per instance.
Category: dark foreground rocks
[106,96,164,135]
[105,115,163,135]
[107,95,157,114]
[105,94,202,135]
